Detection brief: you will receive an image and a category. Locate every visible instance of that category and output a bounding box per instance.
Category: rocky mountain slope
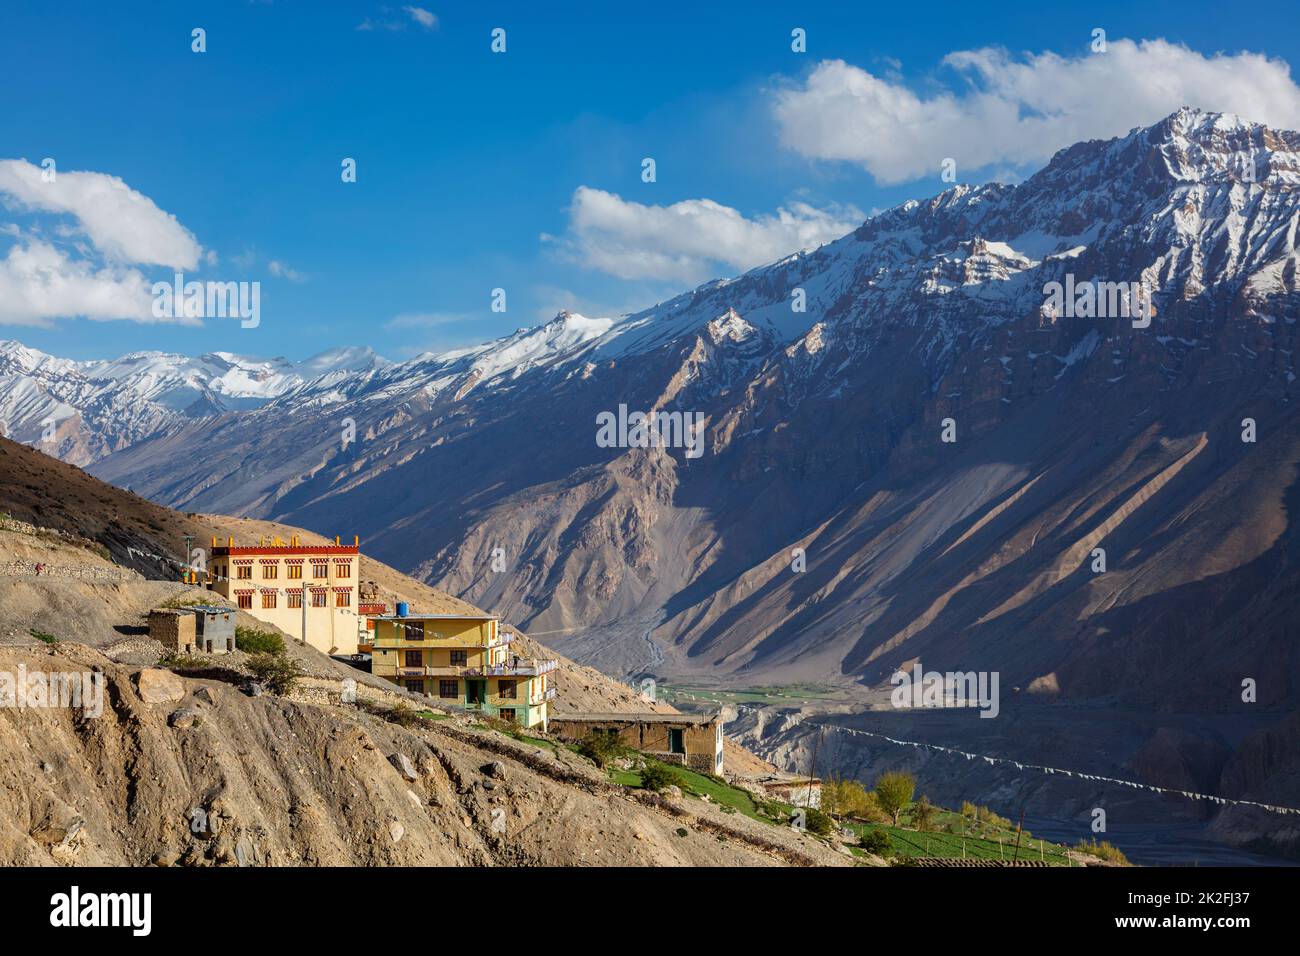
[5,108,1299,861]
[0,437,807,866]
[0,341,386,466]
[49,109,1297,706]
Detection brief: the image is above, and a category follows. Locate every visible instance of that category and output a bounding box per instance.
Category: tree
[912,794,936,832]
[873,771,916,827]
[822,774,873,818]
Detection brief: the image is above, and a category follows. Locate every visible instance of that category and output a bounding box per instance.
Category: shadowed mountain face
[15,110,1298,717]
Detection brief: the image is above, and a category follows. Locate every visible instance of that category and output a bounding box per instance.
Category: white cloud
[384,311,472,330]
[358,6,437,32]
[267,259,306,282]
[0,159,201,268]
[0,240,169,327]
[773,40,1300,184]
[0,160,206,326]
[556,186,863,283]
[404,7,437,29]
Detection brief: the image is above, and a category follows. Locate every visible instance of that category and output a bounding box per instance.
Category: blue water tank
[396,601,409,617]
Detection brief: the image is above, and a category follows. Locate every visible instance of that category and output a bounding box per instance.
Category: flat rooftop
[551,712,719,726]
[371,613,498,622]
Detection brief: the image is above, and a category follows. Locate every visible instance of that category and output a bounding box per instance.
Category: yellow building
[370,612,556,729]
[206,535,361,656]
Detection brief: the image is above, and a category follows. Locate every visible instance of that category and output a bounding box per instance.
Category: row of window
[400,679,521,721]
[226,562,352,581]
[399,678,517,699]
[404,649,469,666]
[236,590,350,610]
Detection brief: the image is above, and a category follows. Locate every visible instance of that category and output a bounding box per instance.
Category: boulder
[389,753,419,781]
[169,708,201,729]
[135,668,185,705]
[31,801,84,848]
[482,760,505,779]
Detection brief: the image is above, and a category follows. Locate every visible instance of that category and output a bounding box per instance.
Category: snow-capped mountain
[0,342,389,464]
[7,109,1300,700]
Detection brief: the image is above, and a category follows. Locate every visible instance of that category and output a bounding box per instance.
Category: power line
[815,720,1300,817]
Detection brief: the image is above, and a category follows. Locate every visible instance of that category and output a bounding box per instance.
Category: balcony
[420,659,557,678]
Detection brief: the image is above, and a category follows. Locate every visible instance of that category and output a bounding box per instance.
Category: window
[237,593,252,609]
[261,592,277,609]
[287,591,302,609]
[403,679,424,693]
[450,649,467,666]
[312,561,327,579]
[311,590,327,608]
[335,562,351,578]
[237,565,252,580]
[499,708,517,722]
[335,590,349,608]
[404,650,422,667]
[401,621,424,641]
[498,679,516,700]
[262,564,278,580]
[439,680,458,699]
[287,564,302,579]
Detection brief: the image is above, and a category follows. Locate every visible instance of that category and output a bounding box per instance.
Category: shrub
[859,829,893,857]
[975,805,1013,834]
[29,628,59,645]
[235,626,285,656]
[640,763,684,792]
[873,771,916,826]
[912,794,936,832]
[159,653,210,671]
[246,652,302,695]
[576,730,625,768]
[1074,837,1131,865]
[802,807,835,837]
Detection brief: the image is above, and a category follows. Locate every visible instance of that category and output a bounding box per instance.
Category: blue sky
[2,0,1299,362]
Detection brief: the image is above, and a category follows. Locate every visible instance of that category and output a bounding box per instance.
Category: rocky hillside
[50,109,1297,708]
[0,642,838,866]
[0,438,812,866]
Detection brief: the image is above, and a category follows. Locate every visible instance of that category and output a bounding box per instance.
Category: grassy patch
[29,628,59,645]
[357,699,448,727]
[1073,837,1131,865]
[158,595,223,610]
[610,758,774,822]
[655,681,849,708]
[844,813,1075,865]
[157,652,212,671]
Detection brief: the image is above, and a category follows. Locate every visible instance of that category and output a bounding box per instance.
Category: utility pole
[1011,805,1026,862]
[805,725,822,809]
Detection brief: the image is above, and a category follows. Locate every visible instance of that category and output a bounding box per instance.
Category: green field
[607,759,1080,864]
[844,811,1076,865]
[609,759,788,823]
[654,681,850,708]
